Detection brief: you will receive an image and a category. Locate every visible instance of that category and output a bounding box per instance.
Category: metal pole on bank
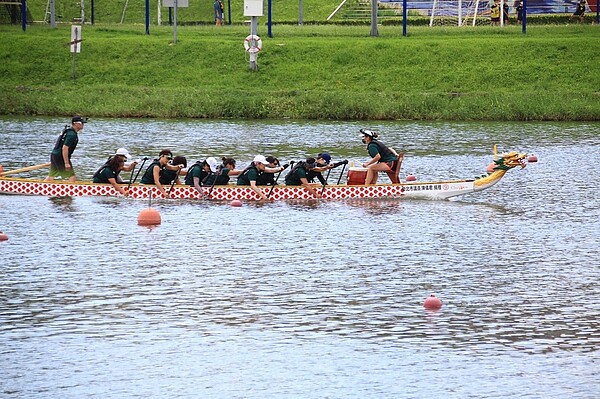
[244,0,263,71]
[145,0,150,34]
[268,0,272,38]
[91,0,95,25]
[402,0,407,36]
[21,0,26,31]
[50,0,56,28]
[596,0,599,24]
[522,0,526,34]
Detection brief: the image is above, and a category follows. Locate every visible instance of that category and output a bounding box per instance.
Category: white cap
[116,148,131,160]
[206,157,218,173]
[253,155,269,165]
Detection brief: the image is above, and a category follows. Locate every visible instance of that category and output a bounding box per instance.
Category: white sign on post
[163,0,189,6]
[244,0,264,16]
[70,25,82,53]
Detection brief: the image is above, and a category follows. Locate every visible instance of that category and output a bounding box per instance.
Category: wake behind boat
[0,151,528,201]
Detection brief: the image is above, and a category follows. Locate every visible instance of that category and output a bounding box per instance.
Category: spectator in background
[214,0,224,26]
[503,1,510,24]
[570,0,587,23]
[490,0,501,26]
[516,1,523,24]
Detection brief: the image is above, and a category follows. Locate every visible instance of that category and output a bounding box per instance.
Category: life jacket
[160,168,179,185]
[184,161,205,186]
[285,161,313,185]
[237,164,261,185]
[204,165,228,186]
[52,125,79,155]
[92,156,122,181]
[140,160,164,184]
[369,139,396,162]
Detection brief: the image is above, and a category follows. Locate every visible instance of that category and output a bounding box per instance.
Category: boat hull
[0,177,491,201]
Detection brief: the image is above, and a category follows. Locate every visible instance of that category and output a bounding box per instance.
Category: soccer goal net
[428,0,491,26]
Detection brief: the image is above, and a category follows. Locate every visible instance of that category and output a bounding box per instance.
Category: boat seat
[385,153,404,184]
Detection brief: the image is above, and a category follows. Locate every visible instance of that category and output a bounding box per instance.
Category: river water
[0,117,599,398]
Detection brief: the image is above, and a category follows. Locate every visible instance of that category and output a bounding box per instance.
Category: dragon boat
[0,151,527,201]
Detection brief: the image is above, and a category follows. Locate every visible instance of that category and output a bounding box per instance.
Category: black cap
[72,115,86,124]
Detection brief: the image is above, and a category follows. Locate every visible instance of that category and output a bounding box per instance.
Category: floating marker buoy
[486,163,496,173]
[0,164,4,175]
[406,173,417,182]
[230,199,243,207]
[423,294,443,310]
[137,207,161,226]
[0,231,8,241]
[528,154,538,163]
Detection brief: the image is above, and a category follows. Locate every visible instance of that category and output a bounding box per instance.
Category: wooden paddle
[0,163,51,176]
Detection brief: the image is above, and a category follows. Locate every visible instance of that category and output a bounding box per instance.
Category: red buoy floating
[527,154,538,163]
[137,207,161,226]
[0,231,8,241]
[230,199,243,207]
[406,173,417,182]
[423,294,443,310]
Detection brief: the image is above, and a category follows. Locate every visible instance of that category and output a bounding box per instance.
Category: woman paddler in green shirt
[360,129,400,185]
[237,155,285,201]
[140,149,184,198]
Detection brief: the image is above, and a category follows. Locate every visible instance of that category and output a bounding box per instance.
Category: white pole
[500,0,504,26]
[473,0,479,26]
[158,0,162,26]
[458,0,462,26]
[430,0,437,27]
[81,0,85,23]
[174,0,178,44]
[249,16,258,70]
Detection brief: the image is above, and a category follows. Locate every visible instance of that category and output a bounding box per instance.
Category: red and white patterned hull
[0,175,505,201]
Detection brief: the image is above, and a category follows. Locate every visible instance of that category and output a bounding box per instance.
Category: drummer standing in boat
[44,115,86,182]
[360,129,400,184]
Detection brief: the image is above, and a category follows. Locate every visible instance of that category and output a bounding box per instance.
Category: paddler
[140,149,185,198]
[237,155,285,200]
[92,155,129,196]
[284,158,322,198]
[44,115,86,182]
[360,129,400,184]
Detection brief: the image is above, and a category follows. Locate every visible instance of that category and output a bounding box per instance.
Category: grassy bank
[1,24,599,120]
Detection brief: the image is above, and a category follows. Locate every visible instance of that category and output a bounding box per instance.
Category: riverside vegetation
[1,13,599,120]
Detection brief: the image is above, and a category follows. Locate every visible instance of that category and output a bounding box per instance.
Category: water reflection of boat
[0,151,527,201]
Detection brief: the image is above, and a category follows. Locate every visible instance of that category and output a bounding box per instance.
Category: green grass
[1,22,599,120]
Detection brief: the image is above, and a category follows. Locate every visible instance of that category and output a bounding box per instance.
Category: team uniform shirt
[185,163,209,186]
[93,165,119,183]
[140,161,164,184]
[368,142,397,163]
[237,166,260,185]
[285,166,309,186]
[48,127,79,178]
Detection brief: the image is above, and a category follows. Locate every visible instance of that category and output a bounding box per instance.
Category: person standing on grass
[516,1,523,24]
[44,115,85,182]
[570,0,587,23]
[214,0,224,26]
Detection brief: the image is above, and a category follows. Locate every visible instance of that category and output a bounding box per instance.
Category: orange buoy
[0,231,8,241]
[406,173,417,182]
[423,294,443,310]
[137,207,161,226]
[486,163,496,173]
[230,199,243,207]
[528,154,538,163]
